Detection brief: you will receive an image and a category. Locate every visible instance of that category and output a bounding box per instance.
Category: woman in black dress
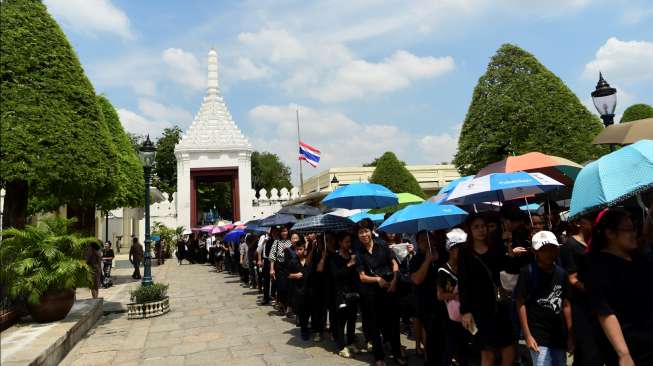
[287,238,311,340]
[328,232,360,358]
[458,214,516,366]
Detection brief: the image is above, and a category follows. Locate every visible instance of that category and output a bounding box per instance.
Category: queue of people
[176,201,653,366]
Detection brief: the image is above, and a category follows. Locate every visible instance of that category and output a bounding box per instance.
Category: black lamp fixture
[591,72,617,128]
[138,135,157,287]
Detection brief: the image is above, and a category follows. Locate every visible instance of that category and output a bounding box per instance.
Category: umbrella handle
[525,197,533,227]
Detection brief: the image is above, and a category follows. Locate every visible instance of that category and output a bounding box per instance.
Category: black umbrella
[278,204,323,216]
[259,213,298,227]
[291,214,355,233]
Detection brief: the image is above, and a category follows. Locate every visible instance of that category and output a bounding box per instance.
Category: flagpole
[296,108,304,196]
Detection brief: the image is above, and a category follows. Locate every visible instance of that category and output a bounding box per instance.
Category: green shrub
[130,283,169,304]
[0,218,94,304]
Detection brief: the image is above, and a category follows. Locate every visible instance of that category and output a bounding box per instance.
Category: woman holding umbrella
[356,219,406,366]
[458,213,516,366]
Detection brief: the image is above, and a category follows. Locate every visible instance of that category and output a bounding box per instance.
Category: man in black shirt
[515,231,572,366]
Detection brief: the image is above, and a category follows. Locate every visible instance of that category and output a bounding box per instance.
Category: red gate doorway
[190,168,240,228]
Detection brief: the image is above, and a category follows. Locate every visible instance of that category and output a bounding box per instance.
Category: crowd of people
[175,201,653,366]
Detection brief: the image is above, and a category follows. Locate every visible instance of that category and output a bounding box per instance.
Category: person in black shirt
[287,239,311,340]
[259,227,279,306]
[586,209,653,366]
[559,213,601,366]
[515,231,572,366]
[328,232,360,359]
[437,228,470,366]
[458,214,516,366]
[409,230,447,366]
[356,220,405,366]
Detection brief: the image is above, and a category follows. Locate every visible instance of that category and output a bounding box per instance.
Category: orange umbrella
[475,152,582,185]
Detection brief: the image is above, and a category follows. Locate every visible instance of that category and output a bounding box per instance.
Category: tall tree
[363,156,406,167]
[620,103,653,123]
[453,44,604,175]
[96,95,144,210]
[251,151,292,192]
[369,152,424,197]
[1,0,119,229]
[153,126,182,200]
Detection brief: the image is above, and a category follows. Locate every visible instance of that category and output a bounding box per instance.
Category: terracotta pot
[27,289,75,323]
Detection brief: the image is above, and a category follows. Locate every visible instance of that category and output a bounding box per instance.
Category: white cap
[531,230,559,251]
[446,228,467,251]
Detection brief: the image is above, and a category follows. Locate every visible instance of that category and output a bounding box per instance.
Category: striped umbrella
[476,152,582,185]
[291,214,355,234]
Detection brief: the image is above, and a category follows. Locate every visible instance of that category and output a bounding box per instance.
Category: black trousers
[444,319,470,366]
[262,259,271,302]
[572,301,604,366]
[423,313,446,366]
[132,261,141,279]
[310,279,326,333]
[334,301,358,350]
[361,290,401,361]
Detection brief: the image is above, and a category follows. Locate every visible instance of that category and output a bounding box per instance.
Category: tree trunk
[67,205,96,236]
[3,180,28,229]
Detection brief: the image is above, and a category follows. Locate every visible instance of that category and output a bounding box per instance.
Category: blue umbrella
[378,202,468,234]
[349,211,385,224]
[224,229,246,243]
[259,213,298,227]
[429,175,474,204]
[570,140,653,218]
[445,171,564,206]
[322,183,398,209]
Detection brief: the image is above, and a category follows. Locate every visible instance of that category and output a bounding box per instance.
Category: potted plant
[127,282,169,319]
[0,218,94,322]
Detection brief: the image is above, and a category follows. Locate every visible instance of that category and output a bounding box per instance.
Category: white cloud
[227,57,271,80]
[238,28,308,64]
[620,7,653,25]
[44,0,134,39]
[583,38,653,83]
[137,99,193,124]
[310,51,455,102]
[162,48,205,90]
[117,108,171,137]
[247,104,459,183]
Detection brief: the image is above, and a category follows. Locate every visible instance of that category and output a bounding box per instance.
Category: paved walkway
[61,258,420,366]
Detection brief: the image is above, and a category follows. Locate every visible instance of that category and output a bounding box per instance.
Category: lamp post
[139,135,157,287]
[1,187,5,243]
[330,175,339,191]
[591,73,617,150]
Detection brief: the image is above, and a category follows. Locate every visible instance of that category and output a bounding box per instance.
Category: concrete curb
[1,298,103,366]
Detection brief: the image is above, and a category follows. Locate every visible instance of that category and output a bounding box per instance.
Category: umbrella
[322,183,398,209]
[476,152,582,185]
[182,229,192,235]
[349,211,385,224]
[325,208,363,217]
[211,226,226,234]
[242,219,269,234]
[200,225,214,233]
[592,118,653,145]
[259,213,298,227]
[278,204,322,216]
[370,192,424,214]
[224,229,246,243]
[378,202,468,234]
[569,140,653,218]
[291,214,355,233]
[445,172,564,206]
[428,176,474,204]
[520,203,541,212]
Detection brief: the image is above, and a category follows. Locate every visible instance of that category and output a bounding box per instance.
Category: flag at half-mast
[298,141,321,168]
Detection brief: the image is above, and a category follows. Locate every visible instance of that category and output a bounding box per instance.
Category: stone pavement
[61,257,423,366]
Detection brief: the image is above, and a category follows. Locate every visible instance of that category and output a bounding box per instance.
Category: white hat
[531,230,560,251]
[446,228,467,251]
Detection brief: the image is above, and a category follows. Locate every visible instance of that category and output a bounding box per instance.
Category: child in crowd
[515,231,572,366]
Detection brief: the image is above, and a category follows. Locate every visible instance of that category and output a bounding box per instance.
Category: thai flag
[298,141,321,168]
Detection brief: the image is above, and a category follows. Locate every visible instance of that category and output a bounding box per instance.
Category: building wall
[302,165,461,197]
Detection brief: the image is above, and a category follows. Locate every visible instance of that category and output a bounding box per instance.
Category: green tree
[453,44,604,175]
[363,156,406,167]
[96,95,144,210]
[620,103,653,123]
[127,132,144,154]
[153,126,182,200]
[251,151,292,191]
[1,0,119,229]
[369,152,424,197]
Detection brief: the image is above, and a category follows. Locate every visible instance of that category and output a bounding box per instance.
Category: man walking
[129,237,144,279]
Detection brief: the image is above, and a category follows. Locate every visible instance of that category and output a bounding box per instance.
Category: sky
[43,0,652,185]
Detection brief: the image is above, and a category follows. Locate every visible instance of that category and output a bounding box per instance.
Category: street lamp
[330,175,339,191]
[591,72,617,128]
[139,135,156,287]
